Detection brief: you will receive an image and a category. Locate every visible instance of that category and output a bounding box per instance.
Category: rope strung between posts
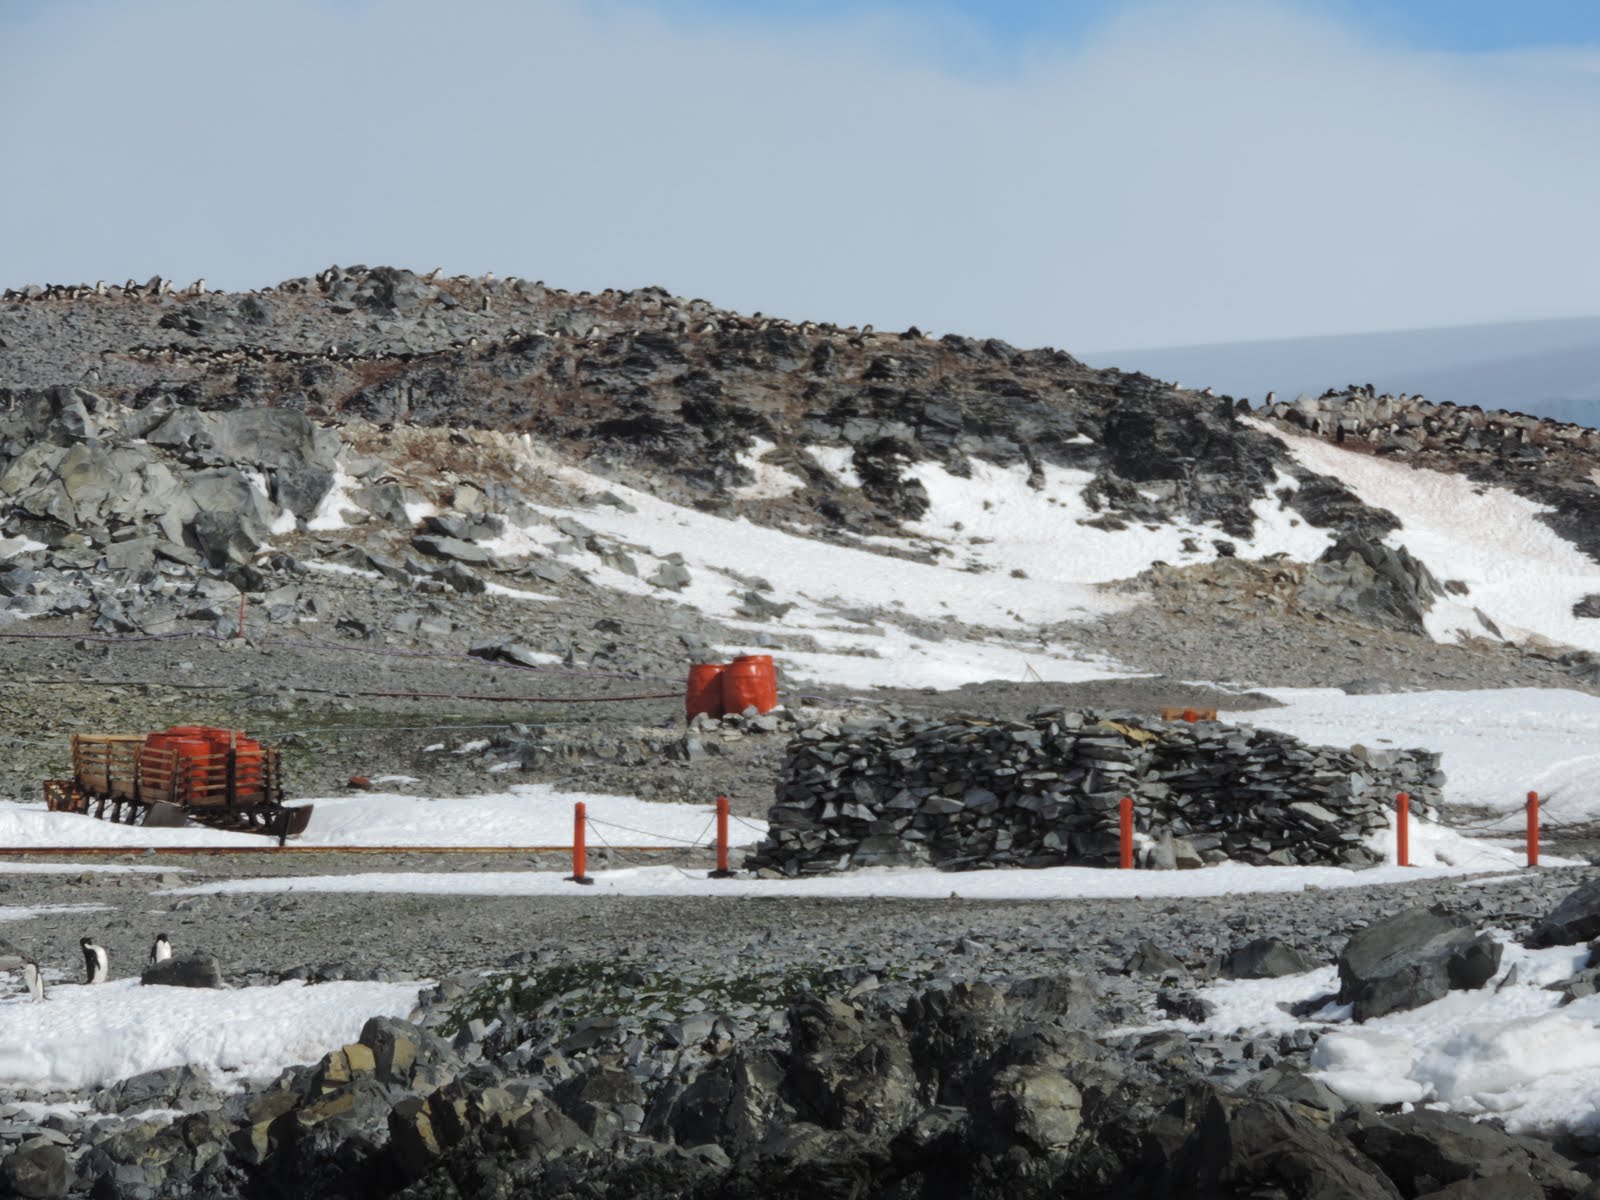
[584,815,711,847]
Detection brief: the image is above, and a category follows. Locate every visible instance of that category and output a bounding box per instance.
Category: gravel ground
[6,849,1591,1000]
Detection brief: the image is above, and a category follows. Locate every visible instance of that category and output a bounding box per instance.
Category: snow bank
[1234,687,1600,822]
[0,786,762,850]
[0,979,421,1092]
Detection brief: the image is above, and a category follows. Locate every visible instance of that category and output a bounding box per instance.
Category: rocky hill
[6,270,1600,1199]
[2,267,1598,810]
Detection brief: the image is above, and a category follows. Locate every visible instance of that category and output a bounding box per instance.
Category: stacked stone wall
[748,709,1443,875]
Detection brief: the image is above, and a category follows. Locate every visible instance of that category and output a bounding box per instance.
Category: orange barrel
[686,663,727,719]
[165,737,211,801]
[232,735,266,795]
[722,654,778,715]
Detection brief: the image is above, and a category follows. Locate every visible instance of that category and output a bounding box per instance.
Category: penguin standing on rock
[81,937,109,984]
[150,934,171,965]
[22,957,43,1002]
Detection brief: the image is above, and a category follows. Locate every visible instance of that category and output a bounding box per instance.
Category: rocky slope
[5,269,1600,1199]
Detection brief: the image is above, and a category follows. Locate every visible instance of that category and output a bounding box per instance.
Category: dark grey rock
[1349,1108,1590,1199]
[1337,906,1502,1022]
[0,1136,69,1199]
[1527,876,1600,948]
[140,954,225,989]
[1226,938,1321,980]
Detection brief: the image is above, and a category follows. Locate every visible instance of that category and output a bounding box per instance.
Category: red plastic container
[721,654,778,715]
[686,663,727,719]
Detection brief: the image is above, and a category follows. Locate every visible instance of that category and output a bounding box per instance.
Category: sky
[1,0,1598,352]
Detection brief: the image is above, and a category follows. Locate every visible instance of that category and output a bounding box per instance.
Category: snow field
[1236,687,1600,823]
[1255,420,1600,656]
[0,978,422,1093]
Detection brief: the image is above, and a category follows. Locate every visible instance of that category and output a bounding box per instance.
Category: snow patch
[732,438,806,500]
[0,979,421,1092]
[306,463,365,532]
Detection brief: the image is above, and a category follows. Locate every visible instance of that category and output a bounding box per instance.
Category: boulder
[1527,877,1600,948]
[411,534,499,566]
[1153,1090,1398,1200]
[358,1016,456,1090]
[140,954,225,989]
[1349,1109,1590,1199]
[663,1048,791,1153]
[784,995,920,1136]
[1415,1177,1543,1200]
[0,1137,69,1199]
[1337,907,1501,1022]
[1226,938,1321,980]
[1125,940,1186,978]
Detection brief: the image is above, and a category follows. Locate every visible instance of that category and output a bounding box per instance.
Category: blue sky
[2,0,1598,351]
[642,0,1600,57]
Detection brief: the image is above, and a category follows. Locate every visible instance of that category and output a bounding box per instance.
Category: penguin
[149,933,171,965]
[22,957,43,1002]
[81,936,109,984]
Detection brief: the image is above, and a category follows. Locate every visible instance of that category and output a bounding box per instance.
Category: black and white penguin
[149,933,171,965]
[22,957,43,1002]
[80,937,109,984]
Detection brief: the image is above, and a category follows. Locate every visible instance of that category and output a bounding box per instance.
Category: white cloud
[1,0,1597,349]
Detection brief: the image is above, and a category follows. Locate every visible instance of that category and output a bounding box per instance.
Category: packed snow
[0,978,422,1092]
[1257,421,1600,656]
[0,786,757,850]
[896,459,1334,581]
[1146,936,1600,1136]
[167,816,1552,900]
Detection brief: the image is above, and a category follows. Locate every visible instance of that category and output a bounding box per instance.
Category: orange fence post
[1396,792,1410,868]
[566,801,593,885]
[1527,791,1540,868]
[709,795,734,879]
[1119,796,1134,869]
